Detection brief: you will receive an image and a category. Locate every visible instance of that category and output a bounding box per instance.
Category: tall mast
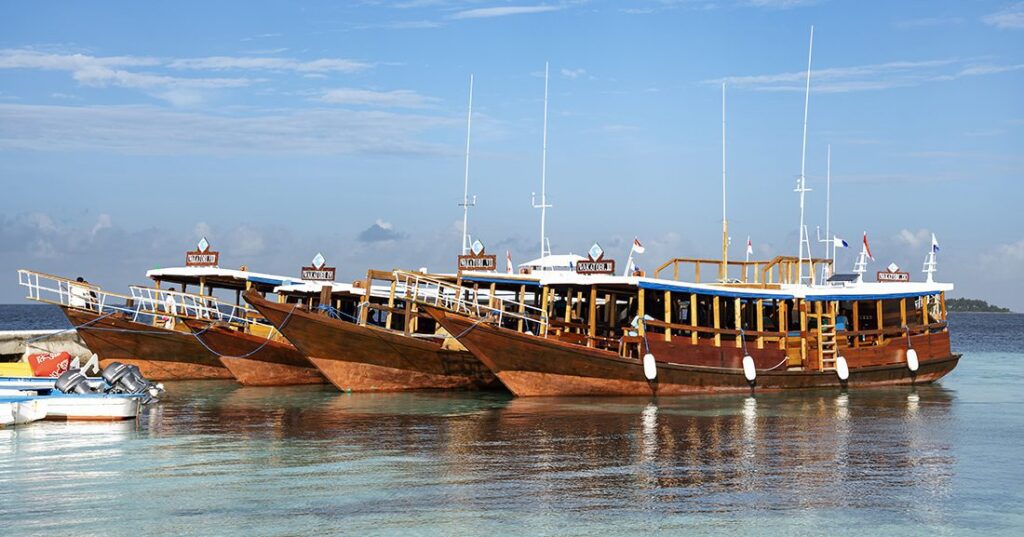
[532,62,552,259]
[720,82,728,282]
[460,74,476,255]
[796,25,814,286]
[826,143,833,272]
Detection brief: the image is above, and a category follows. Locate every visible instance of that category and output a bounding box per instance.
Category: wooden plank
[900,298,907,328]
[940,292,946,324]
[588,286,598,348]
[712,296,720,347]
[691,293,698,345]
[734,297,742,348]
[663,290,672,342]
[799,300,808,365]
[756,298,764,349]
[852,300,860,348]
[517,285,526,332]
[385,279,397,330]
[637,288,646,337]
[358,272,372,326]
[876,299,885,343]
[778,300,787,350]
[922,294,930,325]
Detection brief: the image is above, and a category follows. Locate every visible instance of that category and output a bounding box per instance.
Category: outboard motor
[55,369,96,395]
[101,362,163,403]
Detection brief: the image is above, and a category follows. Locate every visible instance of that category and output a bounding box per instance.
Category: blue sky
[1,1,1022,309]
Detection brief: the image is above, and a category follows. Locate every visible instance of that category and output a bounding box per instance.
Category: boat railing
[396,271,549,336]
[127,286,275,333]
[17,269,143,321]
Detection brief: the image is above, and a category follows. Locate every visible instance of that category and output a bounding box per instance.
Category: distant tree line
[945,298,1011,313]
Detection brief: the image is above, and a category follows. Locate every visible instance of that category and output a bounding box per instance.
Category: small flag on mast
[834,236,849,249]
[931,233,940,253]
[631,237,645,255]
[505,250,513,273]
[863,232,874,260]
[745,237,753,256]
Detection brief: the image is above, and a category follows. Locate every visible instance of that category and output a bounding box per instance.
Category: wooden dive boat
[179,319,324,386]
[244,283,499,392]
[61,306,233,381]
[412,247,960,397]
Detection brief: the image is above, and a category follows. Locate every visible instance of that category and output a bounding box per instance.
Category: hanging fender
[643,353,657,381]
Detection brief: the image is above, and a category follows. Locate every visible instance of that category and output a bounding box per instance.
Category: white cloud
[0,49,252,91]
[742,0,821,8]
[710,58,1023,93]
[450,5,562,20]
[983,2,1024,29]
[895,228,930,249]
[318,88,439,108]
[91,214,113,238]
[0,103,454,156]
[167,56,371,73]
[560,67,587,79]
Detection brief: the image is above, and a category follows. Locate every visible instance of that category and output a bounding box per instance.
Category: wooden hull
[245,292,499,392]
[424,306,961,397]
[61,308,234,381]
[180,320,326,387]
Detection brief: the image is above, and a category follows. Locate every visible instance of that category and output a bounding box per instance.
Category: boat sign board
[185,237,219,267]
[576,243,615,275]
[876,271,910,282]
[301,252,336,281]
[458,240,497,271]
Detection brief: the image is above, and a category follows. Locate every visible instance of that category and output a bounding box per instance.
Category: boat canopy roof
[146,266,303,293]
[462,270,953,301]
[273,281,364,297]
[518,254,585,273]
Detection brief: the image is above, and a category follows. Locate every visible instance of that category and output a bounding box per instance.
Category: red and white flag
[631,237,645,255]
[745,237,753,256]
[505,250,513,273]
[862,232,874,260]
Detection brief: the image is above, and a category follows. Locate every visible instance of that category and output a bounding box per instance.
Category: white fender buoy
[835,355,850,381]
[906,348,919,372]
[643,353,657,381]
[742,355,756,383]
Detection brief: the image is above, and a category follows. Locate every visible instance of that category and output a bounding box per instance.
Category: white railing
[128,286,277,334]
[395,271,548,336]
[18,269,143,321]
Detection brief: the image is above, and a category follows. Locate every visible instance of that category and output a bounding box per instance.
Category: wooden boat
[17,263,311,382]
[244,270,500,392]
[413,252,960,397]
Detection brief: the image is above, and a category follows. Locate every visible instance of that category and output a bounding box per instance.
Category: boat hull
[61,308,233,381]
[180,320,326,386]
[245,292,499,392]
[43,394,142,421]
[425,306,961,397]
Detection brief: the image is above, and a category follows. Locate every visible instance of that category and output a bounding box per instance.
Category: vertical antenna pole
[826,143,833,273]
[721,82,728,282]
[461,74,475,255]
[797,25,814,285]
[533,61,552,259]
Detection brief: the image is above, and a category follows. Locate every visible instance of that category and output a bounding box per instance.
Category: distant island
[945,298,1012,313]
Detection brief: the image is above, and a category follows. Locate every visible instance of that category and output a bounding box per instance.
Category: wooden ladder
[817,310,838,371]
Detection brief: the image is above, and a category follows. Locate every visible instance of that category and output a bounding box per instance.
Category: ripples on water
[1,308,1022,535]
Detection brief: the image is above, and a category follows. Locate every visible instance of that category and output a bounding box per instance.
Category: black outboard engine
[55,369,96,395]
[101,362,163,403]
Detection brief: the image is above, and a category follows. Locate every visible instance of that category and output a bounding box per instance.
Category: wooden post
[663,290,672,342]
[734,297,742,348]
[922,295,930,325]
[778,300,787,350]
[900,298,907,328]
[637,288,646,336]
[319,285,331,312]
[695,263,701,283]
[564,287,573,325]
[712,296,721,347]
[799,300,808,365]
[876,300,885,343]
[403,293,413,335]
[852,300,860,348]
[517,285,527,332]
[489,282,498,310]
[690,293,698,345]
[673,263,679,281]
[199,277,205,296]
[385,279,397,330]
[756,298,764,350]
[940,292,946,323]
[588,286,598,347]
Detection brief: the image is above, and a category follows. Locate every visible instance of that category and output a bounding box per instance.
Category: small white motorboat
[42,393,143,421]
[1,401,15,426]
[0,395,48,424]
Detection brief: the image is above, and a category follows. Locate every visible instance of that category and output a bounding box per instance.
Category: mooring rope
[190,304,298,359]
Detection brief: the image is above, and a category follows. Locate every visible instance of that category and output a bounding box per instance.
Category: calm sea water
[1,305,1022,536]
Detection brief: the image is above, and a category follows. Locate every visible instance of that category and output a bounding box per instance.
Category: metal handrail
[395,271,548,336]
[128,285,276,333]
[18,269,143,321]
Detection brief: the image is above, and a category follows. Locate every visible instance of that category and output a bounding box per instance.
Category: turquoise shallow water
[1,311,1023,535]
